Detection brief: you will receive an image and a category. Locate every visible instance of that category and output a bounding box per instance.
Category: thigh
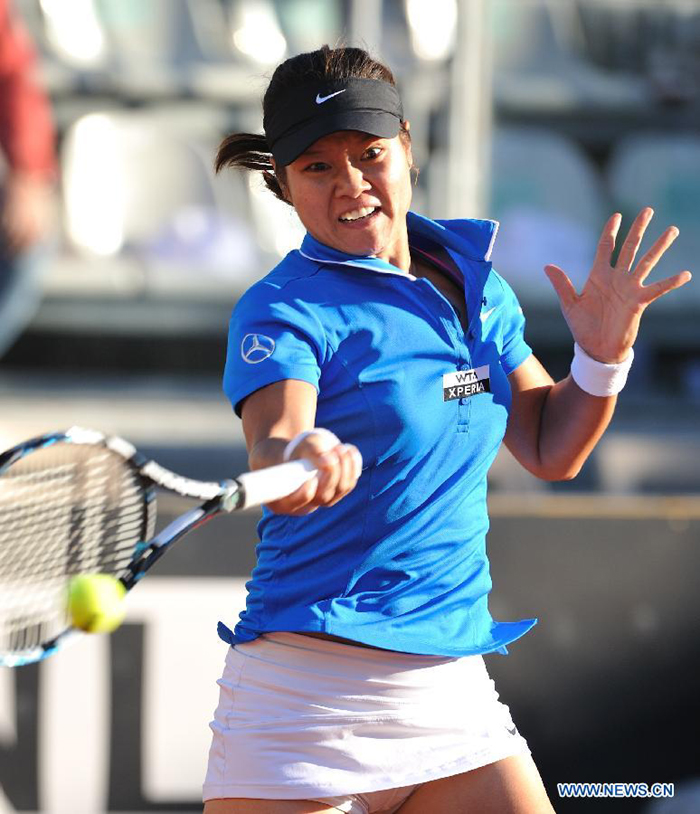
[394,754,556,814]
[204,800,341,813]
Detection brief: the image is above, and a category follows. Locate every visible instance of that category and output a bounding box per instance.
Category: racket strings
[0,442,154,656]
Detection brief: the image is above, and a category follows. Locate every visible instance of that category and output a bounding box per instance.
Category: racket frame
[0,427,315,666]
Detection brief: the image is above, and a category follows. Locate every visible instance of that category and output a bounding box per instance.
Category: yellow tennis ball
[67,574,127,633]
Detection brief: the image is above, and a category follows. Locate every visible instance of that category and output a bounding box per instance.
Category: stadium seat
[487,126,609,304]
[19,0,260,102]
[607,133,700,309]
[99,0,257,100]
[59,108,261,300]
[491,0,646,113]
[225,0,341,62]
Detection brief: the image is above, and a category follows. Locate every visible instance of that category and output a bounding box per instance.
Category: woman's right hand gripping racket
[0,427,322,667]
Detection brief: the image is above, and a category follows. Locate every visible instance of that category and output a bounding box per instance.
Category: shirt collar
[298,234,411,278]
[298,211,499,276]
[409,211,500,263]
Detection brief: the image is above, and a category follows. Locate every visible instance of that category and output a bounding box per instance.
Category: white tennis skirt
[202,632,530,802]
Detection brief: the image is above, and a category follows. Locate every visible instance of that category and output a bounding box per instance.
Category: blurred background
[1,0,699,812]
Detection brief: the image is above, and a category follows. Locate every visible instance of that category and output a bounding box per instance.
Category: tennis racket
[0,426,317,667]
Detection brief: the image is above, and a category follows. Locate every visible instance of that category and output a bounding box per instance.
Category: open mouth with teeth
[338,206,380,223]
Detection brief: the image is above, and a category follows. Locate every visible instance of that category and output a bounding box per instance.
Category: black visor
[264,78,404,166]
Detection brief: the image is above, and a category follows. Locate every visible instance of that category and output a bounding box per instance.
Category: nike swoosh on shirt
[316,89,347,104]
[480,306,499,323]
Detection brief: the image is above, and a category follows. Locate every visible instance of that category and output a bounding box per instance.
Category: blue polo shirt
[220,211,537,657]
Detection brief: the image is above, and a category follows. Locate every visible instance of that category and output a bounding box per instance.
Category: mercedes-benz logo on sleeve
[241,333,275,364]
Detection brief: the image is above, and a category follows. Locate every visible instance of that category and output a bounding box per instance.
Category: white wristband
[283,428,340,462]
[570,342,634,397]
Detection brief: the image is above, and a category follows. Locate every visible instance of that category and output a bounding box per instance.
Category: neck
[376,232,412,274]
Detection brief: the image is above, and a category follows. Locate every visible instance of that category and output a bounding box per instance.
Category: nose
[335,160,370,198]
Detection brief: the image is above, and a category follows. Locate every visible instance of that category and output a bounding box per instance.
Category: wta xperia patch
[443,365,490,401]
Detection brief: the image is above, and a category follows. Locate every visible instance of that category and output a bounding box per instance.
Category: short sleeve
[223,282,326,417]
[496,273,532,376]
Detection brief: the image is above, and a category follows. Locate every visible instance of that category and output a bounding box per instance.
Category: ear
[271,157,292,203]
[401,120,413,168]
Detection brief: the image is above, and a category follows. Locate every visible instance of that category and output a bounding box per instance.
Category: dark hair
[214,45,411,205]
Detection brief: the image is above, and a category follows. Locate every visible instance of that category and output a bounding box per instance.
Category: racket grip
[236,459,318,509]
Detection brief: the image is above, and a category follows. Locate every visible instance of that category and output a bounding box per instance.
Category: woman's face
[279,129,413,266]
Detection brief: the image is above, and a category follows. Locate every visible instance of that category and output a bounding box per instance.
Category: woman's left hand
[544,207,692,363]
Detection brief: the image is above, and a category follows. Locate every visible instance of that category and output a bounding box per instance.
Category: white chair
[607,133,700,309]
[60,108,261,301]
[488,126,609,304]
[26,0,259,101]
[491,0,646,113]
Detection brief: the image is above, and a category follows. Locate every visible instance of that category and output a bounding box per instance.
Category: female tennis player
[202,46,691,814]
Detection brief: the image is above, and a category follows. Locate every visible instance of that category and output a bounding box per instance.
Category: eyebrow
[301,134,380,158]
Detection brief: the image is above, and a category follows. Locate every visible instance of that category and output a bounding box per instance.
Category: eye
[303,161,329,173]
[363,146,383,160]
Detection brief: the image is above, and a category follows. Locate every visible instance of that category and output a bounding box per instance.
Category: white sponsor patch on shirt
[442,365,490,402]
[241,333,275,364]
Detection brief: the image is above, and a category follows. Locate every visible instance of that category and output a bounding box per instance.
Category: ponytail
[214,132,289,205]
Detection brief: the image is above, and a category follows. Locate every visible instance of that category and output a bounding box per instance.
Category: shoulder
[244,249,323,294]
[229,252,333,353]
[234,250,324,313]
[488,266,519,299]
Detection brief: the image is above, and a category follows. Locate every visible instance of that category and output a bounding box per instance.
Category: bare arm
[241,378,361,515]
[504,355,616,480]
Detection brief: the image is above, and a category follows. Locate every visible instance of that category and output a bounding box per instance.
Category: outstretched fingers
[640,269,692,305]
[633,225,680,283]
[615,207,654,272]
[544,264,578,309]
[591,212,622,272]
